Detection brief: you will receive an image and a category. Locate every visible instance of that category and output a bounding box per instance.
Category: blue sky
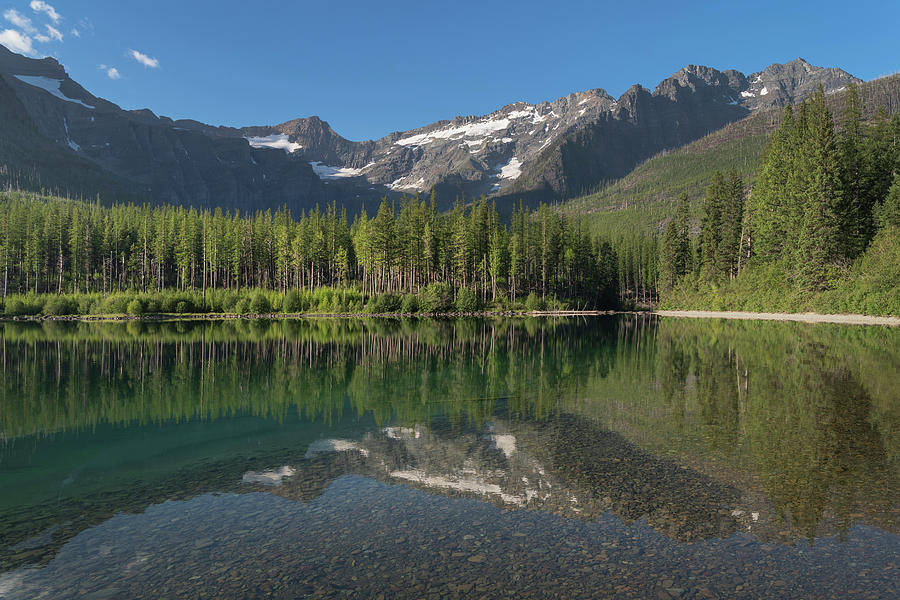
[2,0,898,141]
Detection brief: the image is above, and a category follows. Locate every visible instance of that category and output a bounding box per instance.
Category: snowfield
[14,75,94,109]
[245,133,302,154]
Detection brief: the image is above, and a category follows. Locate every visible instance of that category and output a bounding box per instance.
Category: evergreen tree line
[612,231,659,305]
[0,191,620,312]
[662,84,900,293]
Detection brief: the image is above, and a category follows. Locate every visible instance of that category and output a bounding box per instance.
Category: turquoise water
[0,316,897,598]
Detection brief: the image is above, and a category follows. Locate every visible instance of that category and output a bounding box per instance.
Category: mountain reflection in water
[0,316,897,598]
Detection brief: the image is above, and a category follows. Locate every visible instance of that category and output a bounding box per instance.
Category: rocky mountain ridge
[245,58,859,202]
[0,43,860,211]
[0,44,336,213]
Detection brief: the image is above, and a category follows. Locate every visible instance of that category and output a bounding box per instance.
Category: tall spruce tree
[838,83,865,257]
[795,87,843,291]
[748,105,797,262]
[659,193,691,291]
[717,169,744,280]
[699,171,725,281]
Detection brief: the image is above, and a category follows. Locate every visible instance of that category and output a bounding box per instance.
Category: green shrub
[102,295,130,314]
[43,295,75,316]
[318,296,334,313]
[366,293,401,314]
[283,290,304,313]
[76,295,95,315]
[4,298,27,316]
[215,291,238,313]
[250,292,271,314]
[420,282,453,313]
[545,295,569,311]
[127,298,145,315]
[161,293,195,314]
[524,292,545,312]
[401,294,419,314]
[235,298,251,314]
[455,287,480,313]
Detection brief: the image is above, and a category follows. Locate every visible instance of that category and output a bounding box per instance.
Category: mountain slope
[0,44,863,213]
[0,62,141,201]
[562,72,900,239]
[0,44,335,213]
[244,88,618,201]
[248,59,857,204]
[507,59,859,200]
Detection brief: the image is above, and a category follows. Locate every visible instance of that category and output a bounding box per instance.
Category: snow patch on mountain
[497,157,522,180]
[62,118,80,151]
[507,109,534,119]
[396,117,511,147]
[310,161,372,179]
[245,133,302,153]
[388,175,426,191]
[14,75,94,109]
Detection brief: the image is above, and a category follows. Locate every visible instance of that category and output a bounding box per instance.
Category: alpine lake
[0,315,897,599]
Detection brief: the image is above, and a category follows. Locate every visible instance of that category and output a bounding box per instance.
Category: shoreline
[0,309,897,326]
[652,310,900,327]
[0,310,620,323]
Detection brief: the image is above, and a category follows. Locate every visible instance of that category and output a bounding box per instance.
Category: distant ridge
[0,43,862,212]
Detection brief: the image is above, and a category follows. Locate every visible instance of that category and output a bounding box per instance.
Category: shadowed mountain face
[507,59,861,199]
[0,43,859,210]
[0,45,334,213]
[246,59,859,204]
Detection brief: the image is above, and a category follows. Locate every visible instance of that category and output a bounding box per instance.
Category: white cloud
[44,24,62,41]
[0,28,35,55]
[5,8,63,45]
[129,49,159,68]
[70,27,79,37]
[3,9,35,34]
[99,64,120,79]
[29,1,61,24]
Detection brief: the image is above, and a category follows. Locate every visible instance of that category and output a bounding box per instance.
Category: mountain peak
[740,58,861,109]
[0,43,66,78]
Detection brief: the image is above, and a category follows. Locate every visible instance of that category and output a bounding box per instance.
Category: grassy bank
[0,284,577,320]
[661,226,900,317]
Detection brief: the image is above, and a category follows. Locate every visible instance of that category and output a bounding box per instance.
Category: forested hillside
[565,73,900,241]
[661,85,900,315]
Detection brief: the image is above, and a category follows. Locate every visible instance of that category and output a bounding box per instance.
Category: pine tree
[717,169,744,280]
[874,171,900,229]
[838,83,865,257]
[748,105,797,262]
[699,171,725,281]
[795,87,843,291]
[660,193,692,291]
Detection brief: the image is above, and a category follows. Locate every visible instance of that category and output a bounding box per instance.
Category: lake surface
[0,316,897,599]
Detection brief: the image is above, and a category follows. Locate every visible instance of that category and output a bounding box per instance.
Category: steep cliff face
[0,44,330,212]
[509,59,860,199]
[243,88,618,203]
[0,42,861,211]
[244,58,858,205]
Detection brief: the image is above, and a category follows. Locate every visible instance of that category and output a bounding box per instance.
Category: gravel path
[653,310,900,327]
